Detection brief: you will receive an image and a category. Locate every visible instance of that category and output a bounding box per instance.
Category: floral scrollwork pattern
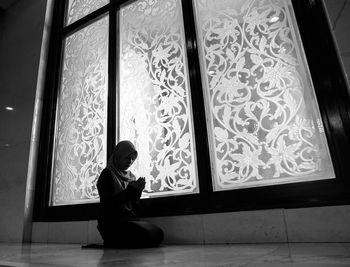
[51,17,109,205]
[119,0,198,197]
[194,0,334,189]
[66,0,109,25]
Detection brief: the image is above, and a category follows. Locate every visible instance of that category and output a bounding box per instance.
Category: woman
[97,140,164,248]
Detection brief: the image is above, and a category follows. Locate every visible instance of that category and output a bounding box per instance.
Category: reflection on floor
[0,243,350,266]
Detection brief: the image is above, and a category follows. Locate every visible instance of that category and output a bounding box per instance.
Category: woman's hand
[129,177,146,191]
[136,177,146,189]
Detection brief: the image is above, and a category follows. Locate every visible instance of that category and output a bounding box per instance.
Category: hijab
[107,140,138,183]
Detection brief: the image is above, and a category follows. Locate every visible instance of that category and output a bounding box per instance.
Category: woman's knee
[99,221,164,248]
[130,221,164,246]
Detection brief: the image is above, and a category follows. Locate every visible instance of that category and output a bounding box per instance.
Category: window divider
[62,4,110,38]
[107,1,117,159]
[180,0,214,206]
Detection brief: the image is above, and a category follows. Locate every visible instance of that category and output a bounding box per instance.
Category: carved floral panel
[119,0,199,197]
[66,0,109,25]
[51,17,109,205]
[193,0,334,190]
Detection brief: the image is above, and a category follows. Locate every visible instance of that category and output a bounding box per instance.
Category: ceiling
[0,0,19,10]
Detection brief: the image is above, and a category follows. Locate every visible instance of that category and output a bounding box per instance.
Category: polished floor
[0,243,350,266]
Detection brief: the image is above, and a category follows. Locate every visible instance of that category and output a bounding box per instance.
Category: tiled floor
[0,243,350,266]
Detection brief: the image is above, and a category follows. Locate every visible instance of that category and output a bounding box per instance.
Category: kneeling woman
[97,140,163,248]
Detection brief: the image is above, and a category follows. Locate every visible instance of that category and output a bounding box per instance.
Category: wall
[31,205,350,244]
[0,0,349,243]
[0,0,47,242]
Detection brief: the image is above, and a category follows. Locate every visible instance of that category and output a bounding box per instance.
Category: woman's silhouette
[97,140,163,248]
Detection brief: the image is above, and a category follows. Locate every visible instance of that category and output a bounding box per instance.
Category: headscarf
[107,140,138,183]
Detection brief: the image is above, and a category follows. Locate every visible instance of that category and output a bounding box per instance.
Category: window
[35,0,350,221]
[51,16,109,206]
[118,0,199,198]
[193,0,334,191]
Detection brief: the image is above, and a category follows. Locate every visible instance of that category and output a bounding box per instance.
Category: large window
[35,0,350,220]
[51,16,109,206]
[194,0,334,191]
[119,0,199,198]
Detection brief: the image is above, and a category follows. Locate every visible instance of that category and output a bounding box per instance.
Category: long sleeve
[97,169,142,224]
[97,169,139,207]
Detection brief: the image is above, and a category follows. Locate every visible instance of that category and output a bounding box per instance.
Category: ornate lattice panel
[119,0,199,197]
[193,0,334,190]
[51,17,109,205]
[66,0,109,25]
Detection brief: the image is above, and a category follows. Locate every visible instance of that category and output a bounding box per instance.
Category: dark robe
[97,168,163,248]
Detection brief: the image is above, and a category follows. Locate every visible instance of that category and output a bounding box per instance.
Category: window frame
[34,0,350,222]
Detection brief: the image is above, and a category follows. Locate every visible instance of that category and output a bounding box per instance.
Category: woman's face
[117,152,137,170]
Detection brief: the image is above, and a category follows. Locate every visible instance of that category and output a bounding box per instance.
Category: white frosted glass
[66,0,109,25]
[51,17,109,205]
[193,0,335,190]
[119,0,198,198]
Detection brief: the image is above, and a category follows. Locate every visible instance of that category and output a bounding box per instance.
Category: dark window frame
[34,0,350,222]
